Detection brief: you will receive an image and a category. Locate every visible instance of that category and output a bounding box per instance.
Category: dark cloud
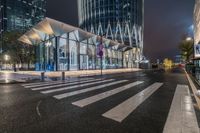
[47,0,195,61]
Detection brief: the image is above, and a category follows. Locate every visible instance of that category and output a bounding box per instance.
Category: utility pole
[99,35,103,76]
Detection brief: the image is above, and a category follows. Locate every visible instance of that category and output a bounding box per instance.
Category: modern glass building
[78,0,144,68]
[194,0,200,81]
[0,0,46,52]
[19,18,130,71]
[0,0,46,32]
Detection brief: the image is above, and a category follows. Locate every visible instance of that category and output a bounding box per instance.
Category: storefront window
[58,34,68,71]
[69,32,78,70]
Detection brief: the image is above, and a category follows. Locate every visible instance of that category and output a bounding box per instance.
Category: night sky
[47,0,195,61]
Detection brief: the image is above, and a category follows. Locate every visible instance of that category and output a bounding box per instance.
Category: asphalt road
[0,67,199,133]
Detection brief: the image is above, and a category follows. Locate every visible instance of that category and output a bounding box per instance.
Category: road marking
[102,82,163,122]
[36,100,42,118]
[32,79,102,91]
[72,81,144,107]
[22,80,65,86]
[41,79,115,94]
[185,69,200,109]
[53,80,128,99]
[163,85,199,133]
[23,78,94,88]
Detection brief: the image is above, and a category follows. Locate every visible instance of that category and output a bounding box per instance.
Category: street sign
[97,43,104,57]
[99,50,103,57]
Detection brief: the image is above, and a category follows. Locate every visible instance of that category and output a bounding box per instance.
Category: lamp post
[126,54,129,68]
[99,35,104,76]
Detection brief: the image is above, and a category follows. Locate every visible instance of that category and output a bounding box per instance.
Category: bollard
[41,72,45,82]
[61,71,65,80]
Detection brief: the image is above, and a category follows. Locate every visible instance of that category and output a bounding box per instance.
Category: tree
[0,31,36,69]
[178,39,193,62]
[163,58,173,68]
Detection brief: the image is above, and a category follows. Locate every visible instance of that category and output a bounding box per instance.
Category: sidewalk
[185,69,200,109]
[0,68,141,83]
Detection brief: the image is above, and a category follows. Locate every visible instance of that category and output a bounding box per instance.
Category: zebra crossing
[22,78,199,132]
[102,82,163,122]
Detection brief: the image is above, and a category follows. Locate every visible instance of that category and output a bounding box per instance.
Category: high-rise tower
[0,0,46,32]
[0,0,46,52]
[78,0,144,66]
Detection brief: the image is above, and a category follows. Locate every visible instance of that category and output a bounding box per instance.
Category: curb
[184,69,200,110]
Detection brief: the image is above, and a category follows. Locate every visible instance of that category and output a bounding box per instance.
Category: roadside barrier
[61,71,65,80]
[41,72,45,82]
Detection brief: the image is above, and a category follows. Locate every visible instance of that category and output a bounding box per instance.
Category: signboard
[195,44,200,57]
[97,43,104,57]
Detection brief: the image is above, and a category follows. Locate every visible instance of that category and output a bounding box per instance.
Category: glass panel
[80,43,87,54]
[88,44,95,69]
[58,34,68,71]
[69,41,78,70]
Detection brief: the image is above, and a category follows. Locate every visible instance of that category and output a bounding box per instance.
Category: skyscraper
[0,0,46,52]
[0,0,46,32]
[194,0,200,76]
[78,0,144,67]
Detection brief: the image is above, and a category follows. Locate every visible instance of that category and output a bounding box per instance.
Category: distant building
[0,0,46,32]
[77,0,144,68]
[194,0,200,63]
[0,0,47,52]
[193,0,200,81]
[174,55,182,64]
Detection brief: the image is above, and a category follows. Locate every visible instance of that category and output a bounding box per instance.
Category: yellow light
[4,55,10,61]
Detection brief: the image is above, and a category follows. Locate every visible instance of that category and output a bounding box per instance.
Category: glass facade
[0,0,46,32]
[78,0,144,67]
[194,0,200,82]
[19,18,127,71]
[0,0,46,53]
[34,32,124,71]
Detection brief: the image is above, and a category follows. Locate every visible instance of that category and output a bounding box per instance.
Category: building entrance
[80,55,88,70]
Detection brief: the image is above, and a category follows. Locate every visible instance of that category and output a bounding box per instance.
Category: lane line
[184,69,200,109]
[102,82,163,122]
[53,80,128,99]
[36,100,42,118]
[72,81,144,107]
[163,85,199,133]
[41,79,115,94]
[23,78,94,88]
[32,79,102,91]
[23,80,67,86]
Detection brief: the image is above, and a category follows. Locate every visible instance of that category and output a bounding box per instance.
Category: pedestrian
[14,64,17,72]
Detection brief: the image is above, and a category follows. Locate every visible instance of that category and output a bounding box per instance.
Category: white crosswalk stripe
[23,78,94,88]
[53,80,128,99]
[41,79,115,94]
[22,80,69,86]
[163,85,199,133]
[102,82,163,122]
[23,79,199,126]
[72,81,144,107]
[32,78,103,91]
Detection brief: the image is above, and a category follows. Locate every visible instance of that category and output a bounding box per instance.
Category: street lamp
[186,37,193,41]
[4,54,10,61]
[98,34,106,76]
[4,54,10,70]
[126,54,129,68]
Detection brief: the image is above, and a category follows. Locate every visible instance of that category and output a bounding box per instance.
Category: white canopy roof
[19,17,131,51]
